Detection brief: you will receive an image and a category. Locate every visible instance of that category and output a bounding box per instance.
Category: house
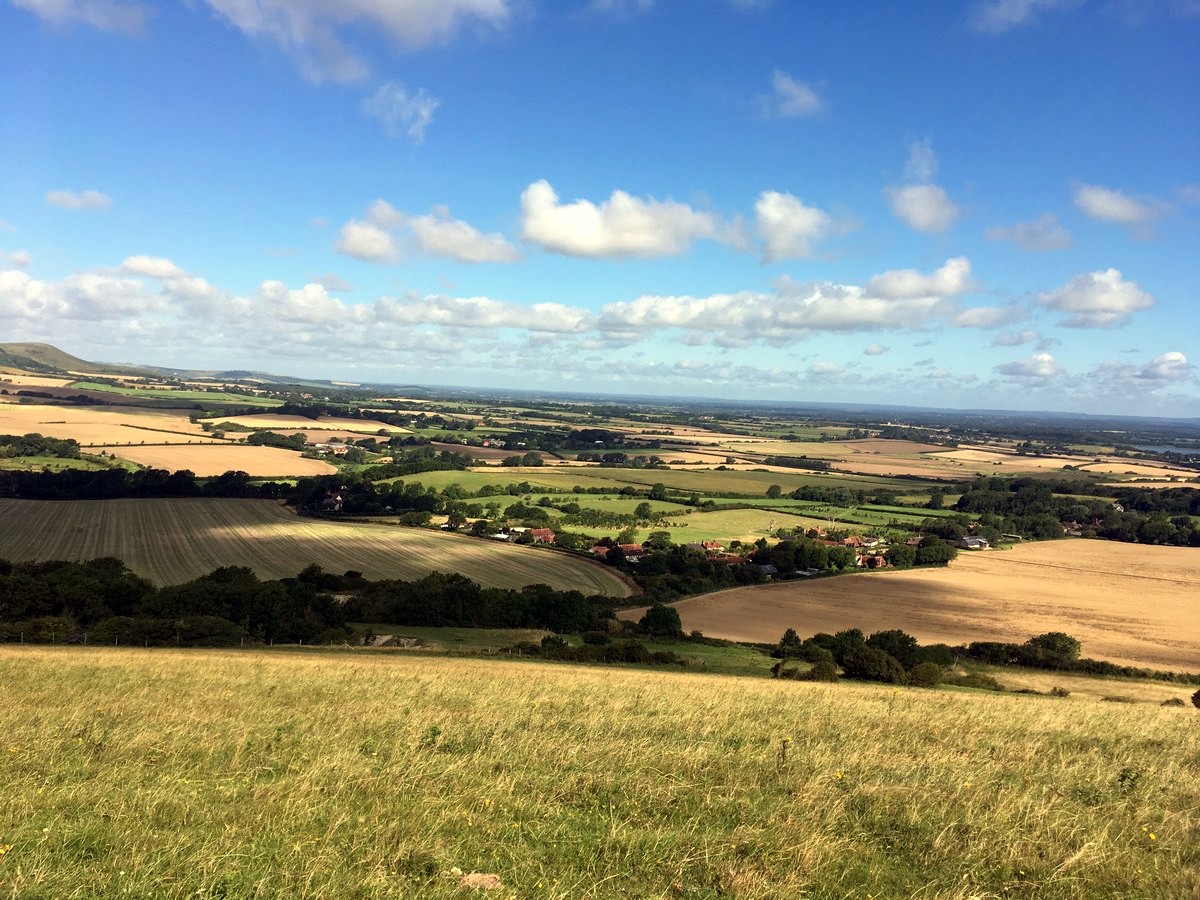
[841,536,864,548]
[755,564,779,579]
[529,528,555,544]
[861,537,887,549]
[959,536,990,550]
[700,540,725,553]
[862,555,889,569]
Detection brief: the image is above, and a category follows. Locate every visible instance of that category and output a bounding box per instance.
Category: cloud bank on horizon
[1,0,1197,415]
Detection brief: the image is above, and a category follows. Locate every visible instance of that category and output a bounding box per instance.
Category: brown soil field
[103,444,337,476]
[214,414,411,434]
[623,541,1200,670]
[0,402,212,445]
[1078,461,1192,477]
[0,498,633,595]
[1101,481,1198,490]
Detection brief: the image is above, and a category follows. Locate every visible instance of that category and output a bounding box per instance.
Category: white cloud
[45,189,112,210]
[1038,268,1154,327]
[1137,351,1191,381]
[311,273,354,292]
[336,201,518,264]
[866,256,973,299]
[952,304,1024,328]
[1073,183,1167,227]
[336,220,400,263]
[598,257,979,339]
[756,191,834,262]
[864,343,889,356]
[520,179,725,259]
[11,0,150,33]
[768,70,824,118]
[903,137,939,182]
[991,329,1050,348]
[985,212,1072,251]
[199,0,512,83]
[376,294,591,333]
[969,0,1082,33]
[886,184,960,233]
[586,0,654,13]
[363,82,440,143]
[995,352,1065,378]
[1,249,31,269]
[119,255,185,279]
[407,206,521,263]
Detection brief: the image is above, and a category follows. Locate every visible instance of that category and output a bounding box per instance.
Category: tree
[634,501,654,520]
[1192,688,1200,710]
[1026,632,1081,660]
[866,629,920,669]
[775,627,803,658]
[649,483,667,501]
[640,603,683,638]
[765,484,782,499]
[842,647,908,685]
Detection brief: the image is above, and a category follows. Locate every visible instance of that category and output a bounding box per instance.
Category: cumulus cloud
[865,256,973,299]
[1073,183,1168,231]
[520,179,727,259]
[336,201,518,264]
[755,191,836,262]
[1038,268,1154,327]
[11,0,150,33]
[362,82,440,143]
[991,329,1057,350]
[1137,351,1192,381]
[969,0,1083,33]
[995,352,1065,378]
[903,137,939,182]
[407,206,521,263]
[598,257,981,339]
[119,255,185,279]
[952,304,1025,328]
[886,184,960,234]
[336,219,400,263]
[1,249,31,269]
[45,189,112,210]
[310,273,354,292]
[985,213,1072,251]
[198,0,513,83]
[768,70,824,117]
[377,294,591,333]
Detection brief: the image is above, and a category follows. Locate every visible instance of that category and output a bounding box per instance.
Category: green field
[2,647,1196,898]
[0,455,113,472]
[69,382,280,407]
[0,498,631,596]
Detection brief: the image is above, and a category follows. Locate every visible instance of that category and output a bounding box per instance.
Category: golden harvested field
[215,413,410,434]
[102,443,337,476]
[624,541,1200,670]
[0,375,74,387]
[0,401,211,445]
[0,498,632,595]
[931,446,1196,479]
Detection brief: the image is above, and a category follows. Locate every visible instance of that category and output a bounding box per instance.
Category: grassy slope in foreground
[626,540,1200,670]
[2,647,1197,899]
[0,498,631,597]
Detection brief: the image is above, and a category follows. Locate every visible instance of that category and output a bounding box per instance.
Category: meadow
[1,647,1196,899]
[0,498,631,596]
[630,541,1200,670]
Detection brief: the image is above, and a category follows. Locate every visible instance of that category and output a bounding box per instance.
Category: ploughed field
[1,647,1196,898]
[625,541,1200,670]
[0,498,631,595]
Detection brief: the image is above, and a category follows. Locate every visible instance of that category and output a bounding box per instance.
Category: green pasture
[69,381,280,407]
[0,455,113,472]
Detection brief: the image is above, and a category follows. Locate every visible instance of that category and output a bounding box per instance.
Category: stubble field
[1,647,1196,899]
[0,498,632,595]
[625,541,1200,670]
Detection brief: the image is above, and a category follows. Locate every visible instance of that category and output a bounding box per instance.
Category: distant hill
[0,342,154,377]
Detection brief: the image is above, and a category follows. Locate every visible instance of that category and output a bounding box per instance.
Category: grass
[1,646,1196,899]
[0,455,112,472]
[68,382,280,407]
[0,498,632,596]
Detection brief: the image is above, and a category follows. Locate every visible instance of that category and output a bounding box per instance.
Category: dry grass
[214,414,411,435]
[0,498,632,595]
[625,541,1200,670]
[1,646,1197,899]
[101,443,337,477]
[0,402,211,445]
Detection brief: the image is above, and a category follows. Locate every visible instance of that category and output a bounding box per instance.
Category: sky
[1,0,1198,416]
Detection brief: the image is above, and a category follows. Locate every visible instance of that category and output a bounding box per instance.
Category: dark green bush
[908,662,944,688]
[945,672,1005,692]
[841,647,908,685]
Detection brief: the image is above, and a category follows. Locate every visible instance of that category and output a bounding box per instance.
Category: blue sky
[1,0,1197,415]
